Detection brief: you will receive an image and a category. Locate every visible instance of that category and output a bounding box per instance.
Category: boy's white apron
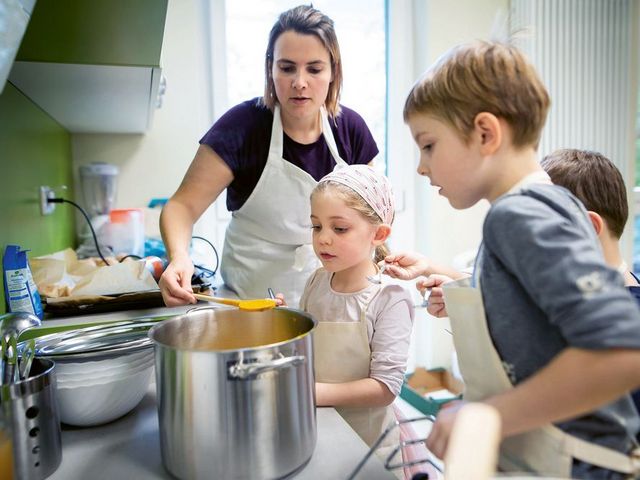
[311,288,399,460]
[221,105,346,306]
[443,273,640,477]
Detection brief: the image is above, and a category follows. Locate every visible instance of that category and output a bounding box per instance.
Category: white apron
[220,105,347,306]
[309,287,399,470]
[443,277,640,477]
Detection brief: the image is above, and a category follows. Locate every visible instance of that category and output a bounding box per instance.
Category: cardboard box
[400,367,464,416]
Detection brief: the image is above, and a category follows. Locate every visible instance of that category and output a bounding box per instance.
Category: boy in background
[541,148,640,297]
[385,40,640,478]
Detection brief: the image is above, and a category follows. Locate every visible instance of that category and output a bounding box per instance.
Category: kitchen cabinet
[7,0,168,133]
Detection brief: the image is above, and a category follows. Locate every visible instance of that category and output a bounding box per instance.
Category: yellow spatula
[193,293,277,311]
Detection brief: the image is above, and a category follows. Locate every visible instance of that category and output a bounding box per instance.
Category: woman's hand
[417,274,453,318]
[158,255,196,306]
[382,252,431,280]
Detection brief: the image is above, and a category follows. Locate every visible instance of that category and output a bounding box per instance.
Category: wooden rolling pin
[444,403,501,480]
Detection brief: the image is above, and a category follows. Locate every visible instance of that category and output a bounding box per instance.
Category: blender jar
[77,163,118,257]
[79,162,118,218]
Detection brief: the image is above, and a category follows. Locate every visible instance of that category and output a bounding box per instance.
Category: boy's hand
[381,252,430,280]
[426,400,466,459]
[417,274,453,317]
[274,293,288,307]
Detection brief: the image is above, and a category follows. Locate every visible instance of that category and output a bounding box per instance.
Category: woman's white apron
[221,105,346,305]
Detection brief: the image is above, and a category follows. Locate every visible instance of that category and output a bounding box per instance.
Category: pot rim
[148,306,317,353]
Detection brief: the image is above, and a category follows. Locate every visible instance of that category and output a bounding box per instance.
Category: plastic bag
[3,245,44,318]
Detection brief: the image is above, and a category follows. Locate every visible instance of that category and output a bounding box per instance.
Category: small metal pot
[149,307,317,480]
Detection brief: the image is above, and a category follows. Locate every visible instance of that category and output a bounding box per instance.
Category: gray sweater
[477,183,640,479]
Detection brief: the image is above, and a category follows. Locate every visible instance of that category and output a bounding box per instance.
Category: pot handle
[228,355,306,379]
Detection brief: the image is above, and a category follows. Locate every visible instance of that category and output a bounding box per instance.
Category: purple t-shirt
[199,98,379,211]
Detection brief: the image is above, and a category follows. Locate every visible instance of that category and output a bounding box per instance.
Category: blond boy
[386,41,640,478]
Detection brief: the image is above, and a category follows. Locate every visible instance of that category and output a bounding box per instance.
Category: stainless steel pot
[149,307,317,480]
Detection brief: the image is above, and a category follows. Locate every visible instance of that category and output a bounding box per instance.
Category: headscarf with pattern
[319,165,395,225]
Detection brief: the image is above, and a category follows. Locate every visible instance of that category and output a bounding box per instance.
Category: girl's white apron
[309,286,399,466]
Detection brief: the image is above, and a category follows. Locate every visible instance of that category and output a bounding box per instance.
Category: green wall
[0,83,75,313]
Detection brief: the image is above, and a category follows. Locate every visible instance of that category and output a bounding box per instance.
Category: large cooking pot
[149,307,317,480]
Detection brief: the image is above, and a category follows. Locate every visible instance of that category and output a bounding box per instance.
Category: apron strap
[551,426,640,474]
[320,107,348,167]
[271,104,347,168]
[268,105,285,160]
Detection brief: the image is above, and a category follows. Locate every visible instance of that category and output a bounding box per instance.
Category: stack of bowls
[22,320,157,427]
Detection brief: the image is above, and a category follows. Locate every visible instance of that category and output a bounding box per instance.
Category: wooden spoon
[193,293,277,311]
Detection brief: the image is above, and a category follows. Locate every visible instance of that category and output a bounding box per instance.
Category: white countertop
[48,383,396,480]
[40,302,397,480]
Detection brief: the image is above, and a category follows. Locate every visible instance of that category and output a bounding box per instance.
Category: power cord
[191,235,219,276]
[49,198,221,279]
[48,197,110,265]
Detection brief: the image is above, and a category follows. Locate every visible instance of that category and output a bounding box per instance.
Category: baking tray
[41,285,211,317]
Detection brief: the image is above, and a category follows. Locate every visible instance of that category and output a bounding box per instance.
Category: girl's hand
[274,293,288,307]
[381,252,430,280]
[159,256,196,306]
[417,274,453,318]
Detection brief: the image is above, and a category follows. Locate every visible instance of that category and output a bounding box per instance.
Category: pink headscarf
[319,165,395,225]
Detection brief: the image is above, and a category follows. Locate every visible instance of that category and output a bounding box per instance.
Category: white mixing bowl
[56,364,154,427]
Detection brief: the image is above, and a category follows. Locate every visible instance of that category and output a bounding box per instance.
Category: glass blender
[76,163,118,258]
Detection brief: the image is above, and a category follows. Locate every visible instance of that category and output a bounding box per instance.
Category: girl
[290,164,415,469]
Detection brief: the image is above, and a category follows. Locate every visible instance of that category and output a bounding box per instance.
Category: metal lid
[27,320,157,360]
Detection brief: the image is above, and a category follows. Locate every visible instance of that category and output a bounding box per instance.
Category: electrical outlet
[40,186,55,215]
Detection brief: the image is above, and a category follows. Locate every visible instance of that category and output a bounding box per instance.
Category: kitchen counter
[48,384,396,480]
[40,302,397,480]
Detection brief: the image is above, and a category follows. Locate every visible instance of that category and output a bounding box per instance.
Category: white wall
[512,0,640,265]
[398,0,507,371]
[415,0,508,273]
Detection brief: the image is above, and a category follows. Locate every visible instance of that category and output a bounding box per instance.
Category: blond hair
[312,181,390,263]
[262,5,343,117]
[404,40,550,148]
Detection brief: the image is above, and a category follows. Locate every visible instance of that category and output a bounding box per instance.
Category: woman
[159,5,379,306]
